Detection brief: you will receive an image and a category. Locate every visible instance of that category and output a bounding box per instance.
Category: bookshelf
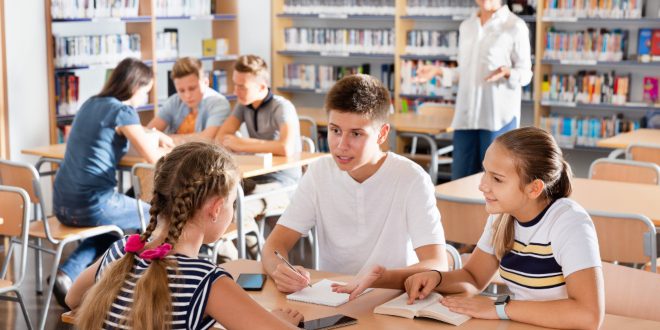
[272,0,659,151]
[44,0,240,144]
[0,0,7,158]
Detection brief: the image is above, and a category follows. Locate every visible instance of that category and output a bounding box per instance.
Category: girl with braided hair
[65,142,304,329]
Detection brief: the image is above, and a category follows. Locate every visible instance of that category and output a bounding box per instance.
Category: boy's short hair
[234,54,270,85]
[324,74,390,123]
[171,57,203,80]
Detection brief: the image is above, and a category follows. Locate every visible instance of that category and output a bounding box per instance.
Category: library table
[596,129,660,149]
[22,144,327,258]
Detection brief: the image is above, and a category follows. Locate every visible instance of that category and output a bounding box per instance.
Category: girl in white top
[405,127,604,329]
[417,0,532,179]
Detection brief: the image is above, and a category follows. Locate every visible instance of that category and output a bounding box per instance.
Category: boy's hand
[404,270,442,304]
[271,263,311,293]
[272,307,304,326]
[331,264,385,300]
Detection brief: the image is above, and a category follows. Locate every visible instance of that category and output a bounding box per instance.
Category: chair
[603,261,660,322]
[588,158,660,185]
[446,244,462,271]
[299,116,319,151]
[0,159,124,329]
[588,210,657,272]
[627,143,660,166]
[400,103,454,183]
[0,186,33,329]
[436,198,488,246]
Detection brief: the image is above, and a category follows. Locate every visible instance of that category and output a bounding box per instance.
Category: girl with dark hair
[66,142,303,329]
[404,127,604,329]
[52,57,174,306]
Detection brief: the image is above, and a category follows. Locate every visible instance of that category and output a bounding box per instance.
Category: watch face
[495,295,510,305]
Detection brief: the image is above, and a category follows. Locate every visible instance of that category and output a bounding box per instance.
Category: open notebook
[374,292,470,326]
[286,279,372,307]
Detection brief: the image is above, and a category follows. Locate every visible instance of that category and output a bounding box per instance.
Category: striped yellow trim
[499,268,565,288]
[512,242,553,256]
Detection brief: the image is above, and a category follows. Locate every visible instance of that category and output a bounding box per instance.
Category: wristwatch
[494,295,510,320]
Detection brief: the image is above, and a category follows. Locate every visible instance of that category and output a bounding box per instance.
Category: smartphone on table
[298,314,358,330]
[236,273,267,291]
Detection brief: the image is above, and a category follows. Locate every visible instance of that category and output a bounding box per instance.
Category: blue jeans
[54,191,149,280]
[452,118,518,180]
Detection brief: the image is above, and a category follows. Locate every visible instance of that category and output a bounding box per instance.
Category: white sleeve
[506,20,533,88]
[276,163,318,235]
[476,215,498,255]
[405,173,446,249]
[550,209,602,277]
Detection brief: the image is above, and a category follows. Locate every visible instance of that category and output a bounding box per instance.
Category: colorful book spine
[541,71,631,106]
[283,63,373,91]
[283,0,395,16]
[540,114,640,148]
[284,28,394,55]
[543,28,627,62]
[543,0,642,19]
[55,72,80,116]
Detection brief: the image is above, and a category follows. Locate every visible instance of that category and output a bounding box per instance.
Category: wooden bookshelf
[44,0,239,144]
[0,0,8,158]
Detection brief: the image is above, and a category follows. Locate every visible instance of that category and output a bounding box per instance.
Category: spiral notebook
[286,279,372,307]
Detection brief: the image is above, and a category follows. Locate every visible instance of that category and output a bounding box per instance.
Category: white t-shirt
[278,152,446,275]
[477,198,601,301]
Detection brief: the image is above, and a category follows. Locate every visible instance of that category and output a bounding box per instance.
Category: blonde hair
[234,54,270,84]
[171,56,204,80]
[490,127,573,260]
[76,142,239,330]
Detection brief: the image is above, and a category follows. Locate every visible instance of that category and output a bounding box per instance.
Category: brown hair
[76,142,239,330]
[97,57,153,101]
[233,54,270,84]
[171,56,204,80]
[324,74,391,123]
[490,127,573,260]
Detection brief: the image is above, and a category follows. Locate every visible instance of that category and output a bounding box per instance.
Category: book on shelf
[381,64,394,93]
[638,29,653,63]
[543,28,628,62]
[54,34,141,68]
[283,63,373,91]
[541,71,631,106]
[154,0,211,17]
[51,0,140,19]
[405,30,458,57]
[374,292,470,326]
[156,29,179,60]
[283,28,394,55]
[543,0,642,19]
[540,114,640,148]
[55,72,79,116]
[282,0,395,16]
[643,77,659,104]
[202,38,229,57]
[211,70,228,95]
[57,124,73,144]
[652,30,660,61]
[406,0,477,17]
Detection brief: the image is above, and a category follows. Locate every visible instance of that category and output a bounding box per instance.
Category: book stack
[543,28,628,62]
[400,59,457,99]
[55,72,79,116]
[54,34,142,68]
[51,0,140,19]
[541,72,631,106]
[156,30,179,60]
[543,0,643,19]
[154,0,212,17]
[283,28,394,55]
[540,114,640,148]
[405,30,458,57]
[283,0,395,16]
[406,0,478,17]
[283,63,372,91]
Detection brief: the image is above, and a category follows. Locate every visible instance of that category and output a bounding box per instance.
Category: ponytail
[547,160,573,201]
[491,214,516,261]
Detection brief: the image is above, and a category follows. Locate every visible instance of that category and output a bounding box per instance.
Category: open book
[286,279,372,307]
[374,292,470,326]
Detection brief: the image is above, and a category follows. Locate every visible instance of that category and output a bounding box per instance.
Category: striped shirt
[95,237,231,329]
[477,198,601,301]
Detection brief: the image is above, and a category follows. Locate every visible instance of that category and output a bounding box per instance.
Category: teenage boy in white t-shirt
[262,74,448,297]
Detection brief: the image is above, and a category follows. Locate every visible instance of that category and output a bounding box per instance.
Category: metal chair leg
[15,290,34,330]
[38,243,65,330]
[35,238,43,294]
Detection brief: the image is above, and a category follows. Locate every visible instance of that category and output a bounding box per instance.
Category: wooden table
[436,174,660,230]
[596,129,660,149]
[22,144,328,258]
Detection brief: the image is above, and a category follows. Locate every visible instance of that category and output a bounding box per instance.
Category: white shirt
[278,153,446,275]
[451,6,533,131]
[477,198,602,301]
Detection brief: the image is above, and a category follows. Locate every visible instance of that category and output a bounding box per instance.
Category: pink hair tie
[125,234,145,253]
[139,243,172,260]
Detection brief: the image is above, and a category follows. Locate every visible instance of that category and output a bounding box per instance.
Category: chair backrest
[437,199,488,245]
[0,159,42,205]
[0,185,31,290]
[589,210,657,272]
[131,163,155,231]
[603,261,660,321]
[301,136,315,153]
[416,102,455,117]
[627,143,660,166]
[299,116,318,150]
[588,158,660,185]
[446,244,462,271]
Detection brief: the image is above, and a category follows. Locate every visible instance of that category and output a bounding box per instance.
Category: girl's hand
[404,271,441,304]
[331,264,385,300]
[271,307,304,326]
[440,296,499,320]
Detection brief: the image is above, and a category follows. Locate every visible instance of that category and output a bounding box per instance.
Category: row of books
[156,30,179,60]
[154,0,212,17]
[284,28,394,55]
[540,72,631,106]
[405,30,458,57]
[54,34,141,68]
[282,0,395,16]
[283,63,372,91]
[543,0,643,19]
[638,29,660,62]
[51,0,140,19]
[543,28,628,62]
[406,0,478,16]
[400,59,457,99]
[55,72,80,116]
[540,114,640,148]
